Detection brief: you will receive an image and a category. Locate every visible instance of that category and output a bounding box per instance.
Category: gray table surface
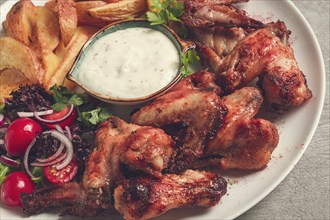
[237,1,330,220]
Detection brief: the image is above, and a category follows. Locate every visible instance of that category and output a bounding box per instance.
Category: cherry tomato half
[0,171,35,207]
[42,106,77,129]
[4,118,42,157]
[44,158,78,184]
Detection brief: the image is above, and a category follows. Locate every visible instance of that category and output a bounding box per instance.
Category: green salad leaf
[0,162,12,186]
[146,0,184,25]
[49,85,111,127]
[181,49,200,77]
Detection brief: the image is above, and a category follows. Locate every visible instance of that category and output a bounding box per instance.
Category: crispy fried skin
[132,71,227,173]
[114,170,227,220]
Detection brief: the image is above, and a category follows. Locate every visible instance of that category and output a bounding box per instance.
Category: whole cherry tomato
[4,118,42,157]
[43,158,78,184]
[0,171,35,207]
[42,106,77,129]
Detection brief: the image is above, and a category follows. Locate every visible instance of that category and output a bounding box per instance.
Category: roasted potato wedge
[74,1,108,26]
[0,37,44,85]
[28,6,61,85]
[0,68,31,98]
[89,0,147,21]
[46,26,99,90]
[33,6,60,52]
[3,0,35,45]
[57,0,78,46]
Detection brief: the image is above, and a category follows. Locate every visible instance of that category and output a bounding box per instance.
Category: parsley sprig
[146,0,184,25]
[50,85,111,127]
[180,49,200,77]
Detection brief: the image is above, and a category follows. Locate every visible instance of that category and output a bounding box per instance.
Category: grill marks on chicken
[114,170,227,220]
[132,71,228,173]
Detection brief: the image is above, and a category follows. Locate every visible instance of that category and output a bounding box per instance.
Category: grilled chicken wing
[217,27,312,110]
[22,117,174,217]
[203,87,279,170]
[114,169,227,220]
[182,0,263,28]
[21,182,91,216]
[192,27,247,59]
[132,71,227,173]
[83,117,174,208]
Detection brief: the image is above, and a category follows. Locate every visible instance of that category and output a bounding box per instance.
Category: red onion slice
[0,114,5,127]
[36,143,65,163]
[0,155,21,167]
[43,130,73,170]
[17,109,54,118]
[55,124,65,134]
[34,104,74,124]
[0,127,7,133]
[65,126,72,141]
[31,153,67,167]
[23,137,37,178]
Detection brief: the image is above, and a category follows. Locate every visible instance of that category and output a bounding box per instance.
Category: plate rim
[0,0,326,219]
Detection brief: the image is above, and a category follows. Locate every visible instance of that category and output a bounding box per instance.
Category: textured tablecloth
[237,1,330,219]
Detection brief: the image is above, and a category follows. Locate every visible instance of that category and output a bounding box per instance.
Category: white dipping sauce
[78,27,180,99]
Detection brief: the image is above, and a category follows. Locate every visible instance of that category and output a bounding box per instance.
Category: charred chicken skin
[131,70,228,173]
[182,0,263,29]
[114,169,227,220]
[216,27,312,110]
[132,71,279,171]
[205,87,279,170]
[22,117,175,217]
[182,0,312,110]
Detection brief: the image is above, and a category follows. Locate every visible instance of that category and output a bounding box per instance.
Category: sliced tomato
[43,159,78,184]
[42,106,77,129]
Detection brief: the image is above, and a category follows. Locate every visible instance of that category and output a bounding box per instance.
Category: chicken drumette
[204,87,279,170]
[114,169,227,220]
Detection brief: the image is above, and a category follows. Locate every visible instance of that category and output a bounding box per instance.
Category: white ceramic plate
[0,0,325,219]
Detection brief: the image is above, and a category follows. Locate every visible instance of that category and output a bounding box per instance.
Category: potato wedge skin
[0,37,44,85]
[57,0,78,46]
[33,6,60,52]
[74,1,108,27]
[3,0,35,45]
[0,68,31,98]
[89,0,147,21]
[45,26,99,90]
[28,6,61,86]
